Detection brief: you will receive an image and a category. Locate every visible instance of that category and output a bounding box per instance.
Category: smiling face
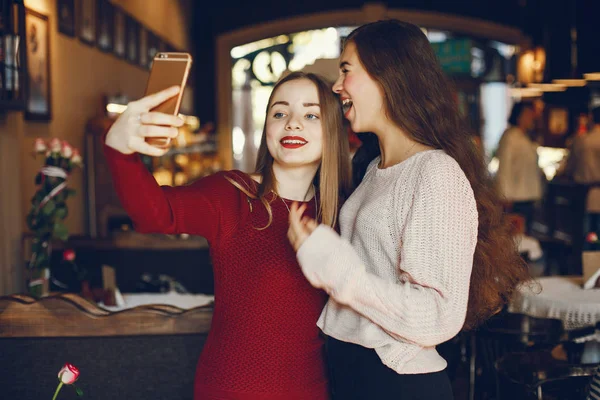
[265,78,324,169]
[332,41,387,134]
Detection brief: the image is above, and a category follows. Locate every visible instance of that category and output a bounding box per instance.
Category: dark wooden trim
[21,231,209,251]
[0,293,212,338]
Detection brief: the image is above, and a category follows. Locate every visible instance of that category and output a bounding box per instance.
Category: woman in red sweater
[104,72,351,400]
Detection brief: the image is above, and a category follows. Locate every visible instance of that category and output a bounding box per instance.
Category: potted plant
[26,138,83,297]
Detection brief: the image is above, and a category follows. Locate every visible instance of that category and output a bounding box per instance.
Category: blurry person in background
[558,107,600,234]
[495,102,543,233]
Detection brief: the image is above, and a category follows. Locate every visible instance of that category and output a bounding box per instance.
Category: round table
[509,276,600,330]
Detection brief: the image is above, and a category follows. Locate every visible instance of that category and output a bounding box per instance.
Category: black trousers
[511,201,535,234]
[327,337,454,400]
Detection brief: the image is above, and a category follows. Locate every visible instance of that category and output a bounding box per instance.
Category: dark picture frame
[113,7,126,58]
[24,9,52,121]
[57,0,75,37]
[146,31,159,69]
[166,43,178,53]
[96,0,113,52]
[157,38,167,54]
[139,26,149,69]
[125,15,138,65]
[78,0,96,45]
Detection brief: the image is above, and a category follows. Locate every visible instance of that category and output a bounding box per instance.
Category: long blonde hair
[229,72,351,230]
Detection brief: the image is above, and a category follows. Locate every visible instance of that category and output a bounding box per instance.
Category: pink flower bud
[33,138,47,153]
[587,232,599,243]
[71,149,83,165]
[49,138,62,153]
[58,363,80,385]
[63,249,76,261]
[61,141,73,158]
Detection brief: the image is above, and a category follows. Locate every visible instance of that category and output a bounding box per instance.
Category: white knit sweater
[297,150,478,374]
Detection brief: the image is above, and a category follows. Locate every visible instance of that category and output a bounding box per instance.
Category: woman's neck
[374,121,432,169]
[271,162,318,201]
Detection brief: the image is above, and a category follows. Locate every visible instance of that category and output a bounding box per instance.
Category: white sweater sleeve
[297,163,478,347]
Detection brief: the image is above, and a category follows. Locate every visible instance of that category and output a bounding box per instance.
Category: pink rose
[587,232,599,243]
[57,363,80,384]
[61,141,73,158]
[33,138,46,153]
[63,249,76,261]
[49,138,62,153]
[71,149,83,165]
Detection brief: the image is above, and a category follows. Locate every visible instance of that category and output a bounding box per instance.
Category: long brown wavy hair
[347,20,531,330]
[232,71,351,230]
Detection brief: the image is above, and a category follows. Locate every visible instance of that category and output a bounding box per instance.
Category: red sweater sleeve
[103,144,241,242]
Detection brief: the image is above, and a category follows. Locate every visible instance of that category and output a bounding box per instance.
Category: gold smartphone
[143,52,193,148]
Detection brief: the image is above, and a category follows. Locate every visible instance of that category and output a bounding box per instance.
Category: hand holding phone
[143,52,192,148]
[105,86,184,156]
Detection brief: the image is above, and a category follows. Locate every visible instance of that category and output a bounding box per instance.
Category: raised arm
[104,86,237,241]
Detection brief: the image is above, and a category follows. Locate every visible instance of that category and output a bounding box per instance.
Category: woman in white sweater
[287,20,530,399]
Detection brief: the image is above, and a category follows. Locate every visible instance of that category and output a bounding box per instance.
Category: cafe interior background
[1,0,600,399]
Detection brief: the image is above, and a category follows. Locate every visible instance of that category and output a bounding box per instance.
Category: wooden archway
[215,4,529,168]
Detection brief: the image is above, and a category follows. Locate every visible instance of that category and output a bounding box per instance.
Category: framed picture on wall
[96,0,113,51]
[147,32,158,68]
[25,9,52,121]
[157,39,167,53]
[139,27,149,69]
[125,15,138,65]
[113,7,126,58]
[57,0,75,37]
[78,0,96,45]
[166,43,178,53]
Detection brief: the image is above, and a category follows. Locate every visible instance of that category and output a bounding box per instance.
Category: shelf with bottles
[0,0,26,111]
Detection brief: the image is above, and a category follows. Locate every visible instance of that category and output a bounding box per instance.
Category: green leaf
[56,192,67,202]
[33,251,49,269]
[31,240,40,254]
[32,191,44,204]
[42,200,56,216]
[55,207,68,220]
[53,223,69,242]
[74,386,83,396]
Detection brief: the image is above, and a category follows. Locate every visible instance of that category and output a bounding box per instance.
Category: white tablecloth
[509,276,600,330]
[99,292,214,312]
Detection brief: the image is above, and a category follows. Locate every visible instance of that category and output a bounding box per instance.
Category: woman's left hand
[288,202,319,252]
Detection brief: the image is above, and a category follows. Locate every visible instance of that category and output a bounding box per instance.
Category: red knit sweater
[104,145,329,400]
